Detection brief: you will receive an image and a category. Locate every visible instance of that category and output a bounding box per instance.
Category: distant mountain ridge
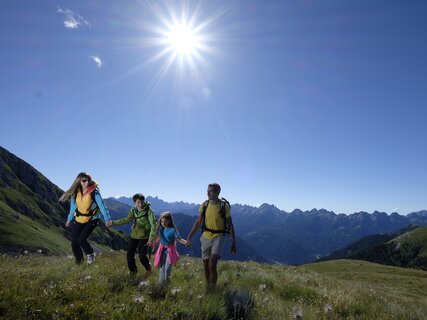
[112,196,427,264]
[104,198,268,263]
[2,143,427,265]
[0,146,129,254]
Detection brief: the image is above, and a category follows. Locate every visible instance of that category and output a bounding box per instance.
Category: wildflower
[197,294,203,300]
[171,288,181,296]
[67,255,73,259]
[134,296,145,303]
[70,304,75,309]
[324,304,333,314]
[259,284,267,292]
[289,306,303,320]
[37,249,42,253]
[84,275,92,280]
[138,280,150,291]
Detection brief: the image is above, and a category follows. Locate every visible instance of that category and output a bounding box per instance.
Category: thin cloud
[57,6,91,29]
[90,55,103,68]
[201,87,212,100]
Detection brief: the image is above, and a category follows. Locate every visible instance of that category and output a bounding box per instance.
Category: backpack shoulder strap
[201,200,209,217]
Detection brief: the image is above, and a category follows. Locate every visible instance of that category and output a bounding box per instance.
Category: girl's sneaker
[87,253,96,265]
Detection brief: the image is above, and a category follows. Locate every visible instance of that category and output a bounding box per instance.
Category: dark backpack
[201,197,230,234]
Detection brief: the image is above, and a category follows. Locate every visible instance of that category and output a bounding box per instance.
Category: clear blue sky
[1,0,426,215]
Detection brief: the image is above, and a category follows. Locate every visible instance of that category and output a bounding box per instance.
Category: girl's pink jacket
[154,242,180,267]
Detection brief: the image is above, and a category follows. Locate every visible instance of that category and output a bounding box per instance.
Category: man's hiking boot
[87,253,96,265]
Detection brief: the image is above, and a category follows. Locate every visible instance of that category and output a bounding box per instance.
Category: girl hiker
[111,193,156,275]
[154,212,187,285]
[60,172,112,265]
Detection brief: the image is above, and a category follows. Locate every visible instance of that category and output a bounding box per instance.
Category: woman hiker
[60,172,112,265]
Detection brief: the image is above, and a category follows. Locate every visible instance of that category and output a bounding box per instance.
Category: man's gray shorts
[200,235,226,260]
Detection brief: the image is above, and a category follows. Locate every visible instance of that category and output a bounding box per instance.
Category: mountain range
[1,145,427,266]
[110,196,427,264]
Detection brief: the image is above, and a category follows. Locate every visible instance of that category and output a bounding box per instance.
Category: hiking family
[60,172,236,288]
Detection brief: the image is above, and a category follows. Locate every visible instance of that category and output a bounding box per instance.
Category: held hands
[65,221,70,228]
[231,242,237,255]
[105,220,113,228]
[186,239,191,247]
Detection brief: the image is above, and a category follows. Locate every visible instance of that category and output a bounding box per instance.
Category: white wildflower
[324,304,333,313]
[171,288,181,296]
[138,280,150,290]
[290,306,304,320]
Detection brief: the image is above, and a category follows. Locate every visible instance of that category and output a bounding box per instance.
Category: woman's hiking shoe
[87,253,96,265]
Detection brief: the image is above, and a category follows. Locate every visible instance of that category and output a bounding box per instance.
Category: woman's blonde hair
[155,211,179,238]
[59,172,94,202]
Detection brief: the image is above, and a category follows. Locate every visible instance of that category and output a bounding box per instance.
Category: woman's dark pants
[71,219,98,264]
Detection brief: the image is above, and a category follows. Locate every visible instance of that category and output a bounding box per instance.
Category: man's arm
[187,213,203,246]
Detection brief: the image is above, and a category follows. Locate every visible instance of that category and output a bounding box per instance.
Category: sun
[118,1,236,93]
[166,24,199,56]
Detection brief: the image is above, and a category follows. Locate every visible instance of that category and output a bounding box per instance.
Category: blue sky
[1,0,426,215]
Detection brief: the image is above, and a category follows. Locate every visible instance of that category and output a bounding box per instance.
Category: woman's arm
[94,189,111,221]
[67,198,76,223]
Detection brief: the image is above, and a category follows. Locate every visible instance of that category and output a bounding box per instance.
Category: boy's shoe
[144,269,152,278]
[87,253,96,265]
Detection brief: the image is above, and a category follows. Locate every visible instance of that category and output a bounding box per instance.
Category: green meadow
[1,253,426,319]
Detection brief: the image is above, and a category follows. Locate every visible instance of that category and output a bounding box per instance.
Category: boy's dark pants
[71,219,98,263]
[127,238,151,273]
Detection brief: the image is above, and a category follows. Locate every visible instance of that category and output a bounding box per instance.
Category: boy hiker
[187,183,236,289]
[111,193,156,275]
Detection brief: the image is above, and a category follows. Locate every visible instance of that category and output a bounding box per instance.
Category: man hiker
[187,183,236,289]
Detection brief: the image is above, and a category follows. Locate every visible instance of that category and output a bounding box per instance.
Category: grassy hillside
[303,260,427,313]
[1,254,426,319]
[391,226,427,258]
[320,227,427,271]
[0,201,70,254]
[0,146,129,254]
